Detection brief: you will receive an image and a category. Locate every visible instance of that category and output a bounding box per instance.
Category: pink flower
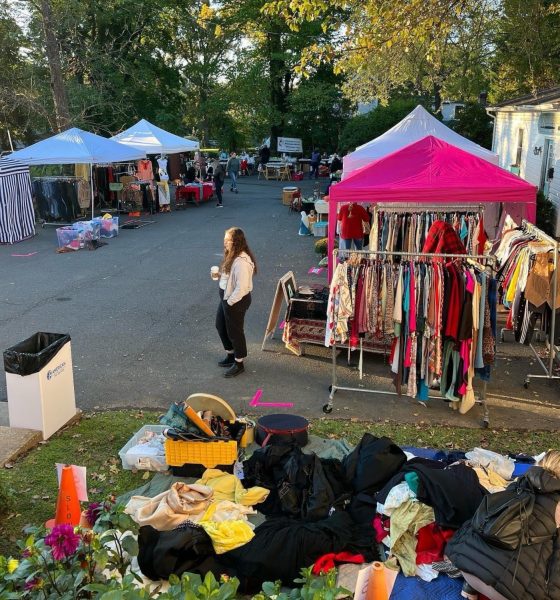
[24,577,42,591]
[84,502,102,528]
[45,524,80,560]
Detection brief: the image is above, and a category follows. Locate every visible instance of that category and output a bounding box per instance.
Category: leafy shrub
[449,102,493,149]
[536,190,557,237]
[315,237,337,256]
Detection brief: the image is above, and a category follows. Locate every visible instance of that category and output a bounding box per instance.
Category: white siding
[493,110,560,234]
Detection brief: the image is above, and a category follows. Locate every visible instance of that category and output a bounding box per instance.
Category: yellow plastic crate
[164,438,238,468]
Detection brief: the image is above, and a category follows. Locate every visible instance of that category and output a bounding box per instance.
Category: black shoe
[216,203,223,207]
[218,354,235,367]
[224,361,245,378]
[234,189,238,194]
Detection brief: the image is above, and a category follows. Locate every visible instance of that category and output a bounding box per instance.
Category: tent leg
[90,163,94,220]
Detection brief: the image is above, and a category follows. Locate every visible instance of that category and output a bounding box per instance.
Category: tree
[264,0,498,108]
[286,68,352,152]
[338,99,426,153]
[489,0,560,102]
[450,102,493,149]
[165,1,240,146]
[39,0,70,130]
[221,0,337,150]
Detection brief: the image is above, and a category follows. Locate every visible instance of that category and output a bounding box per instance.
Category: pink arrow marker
[250,388,293,408]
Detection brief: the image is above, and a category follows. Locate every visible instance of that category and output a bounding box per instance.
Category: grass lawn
[0,410,557,557]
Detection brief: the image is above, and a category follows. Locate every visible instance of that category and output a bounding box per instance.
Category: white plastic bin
[4,333,77,440]
[119,424,168,471]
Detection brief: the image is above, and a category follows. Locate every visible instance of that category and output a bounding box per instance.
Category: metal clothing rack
[32,176,88,227]
[521,220,560,388]
[369,203,485,255]
[32,176,85,181]
[372,203,484,213]
[324,248,497,428]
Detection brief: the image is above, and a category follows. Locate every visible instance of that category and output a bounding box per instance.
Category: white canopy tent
[343,105,499,177]
[8,127,146,218]
[111,119,199,154]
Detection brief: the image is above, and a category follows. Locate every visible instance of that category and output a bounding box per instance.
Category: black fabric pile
[242,443,349,520]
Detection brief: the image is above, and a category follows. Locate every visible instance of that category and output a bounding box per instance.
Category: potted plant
[314,237,337,258]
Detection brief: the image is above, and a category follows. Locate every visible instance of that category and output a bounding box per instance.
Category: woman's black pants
[216,289,252,359]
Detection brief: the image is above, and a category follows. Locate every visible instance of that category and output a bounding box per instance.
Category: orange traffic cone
[365,562,388,600]
[45,465,81,529]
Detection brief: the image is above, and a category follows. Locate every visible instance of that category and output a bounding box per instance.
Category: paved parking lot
[1,177,559,430]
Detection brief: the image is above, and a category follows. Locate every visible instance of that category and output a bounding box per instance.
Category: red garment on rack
[338,203,369,240]
[422,220,467,255]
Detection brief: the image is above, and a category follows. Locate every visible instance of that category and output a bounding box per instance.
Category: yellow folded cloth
[199,520,254,554]
[196,468,269,506]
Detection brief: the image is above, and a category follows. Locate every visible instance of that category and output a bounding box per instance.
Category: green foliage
[536,190,557,238]
[0,410,159,558]
[254,567,350,600]
[286,69,352,152]
[449,102,493,149]
[339,99,426,153]
[314,237,337,256]
[0,521,347,600]
[0,502,141,598]
[489,0,560,103]
[0,482,13,518]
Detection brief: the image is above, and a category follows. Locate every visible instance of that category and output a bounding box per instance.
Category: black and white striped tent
[0,157,35,244]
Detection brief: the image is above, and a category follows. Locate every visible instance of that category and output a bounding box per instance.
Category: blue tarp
[390,573,463,599]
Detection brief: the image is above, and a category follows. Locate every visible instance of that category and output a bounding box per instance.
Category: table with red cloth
[282,317,391,356]
[175,183,214,207]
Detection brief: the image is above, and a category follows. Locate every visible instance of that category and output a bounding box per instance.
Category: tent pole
[90,163,94,219]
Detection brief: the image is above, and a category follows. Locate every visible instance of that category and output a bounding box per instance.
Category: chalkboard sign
[280,271,297,304]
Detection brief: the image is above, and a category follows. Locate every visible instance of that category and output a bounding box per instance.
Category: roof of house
[490,86,560,109]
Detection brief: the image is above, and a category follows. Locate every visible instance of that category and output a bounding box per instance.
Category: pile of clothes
[123,434,539,595]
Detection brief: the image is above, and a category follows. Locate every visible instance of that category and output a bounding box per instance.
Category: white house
[487,86,560,234]
[440,100,465,122]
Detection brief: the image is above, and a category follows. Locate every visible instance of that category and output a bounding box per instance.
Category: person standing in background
[213,159,226,207]
[213,227,257,378]
[259,145,270,168]
[226,152,240,193]
[310,148,321,180]
[330,153,343,174]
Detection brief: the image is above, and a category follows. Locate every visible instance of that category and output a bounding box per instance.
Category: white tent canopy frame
[343,105,499,177]
[111,119,199,154]
[8,128,146,219]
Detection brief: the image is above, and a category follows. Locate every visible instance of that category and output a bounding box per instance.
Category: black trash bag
[4,333,71,376]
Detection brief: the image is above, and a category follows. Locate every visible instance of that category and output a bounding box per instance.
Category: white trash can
[4,333,77,440]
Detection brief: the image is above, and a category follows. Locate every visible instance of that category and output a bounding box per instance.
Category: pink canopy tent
[328,135,537,278]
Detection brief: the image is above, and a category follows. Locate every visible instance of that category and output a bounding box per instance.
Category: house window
[538,113,556,134]
[515,128,524,166]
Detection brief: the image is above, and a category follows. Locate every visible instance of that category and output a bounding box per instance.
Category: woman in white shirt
[214,227,257,377]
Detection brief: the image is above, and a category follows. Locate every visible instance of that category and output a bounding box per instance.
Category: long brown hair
[221,227,258,275]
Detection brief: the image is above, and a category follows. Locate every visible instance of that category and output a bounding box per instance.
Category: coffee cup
[211,266,220,280]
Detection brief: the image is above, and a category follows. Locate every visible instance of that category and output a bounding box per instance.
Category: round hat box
[256,414,309,447]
